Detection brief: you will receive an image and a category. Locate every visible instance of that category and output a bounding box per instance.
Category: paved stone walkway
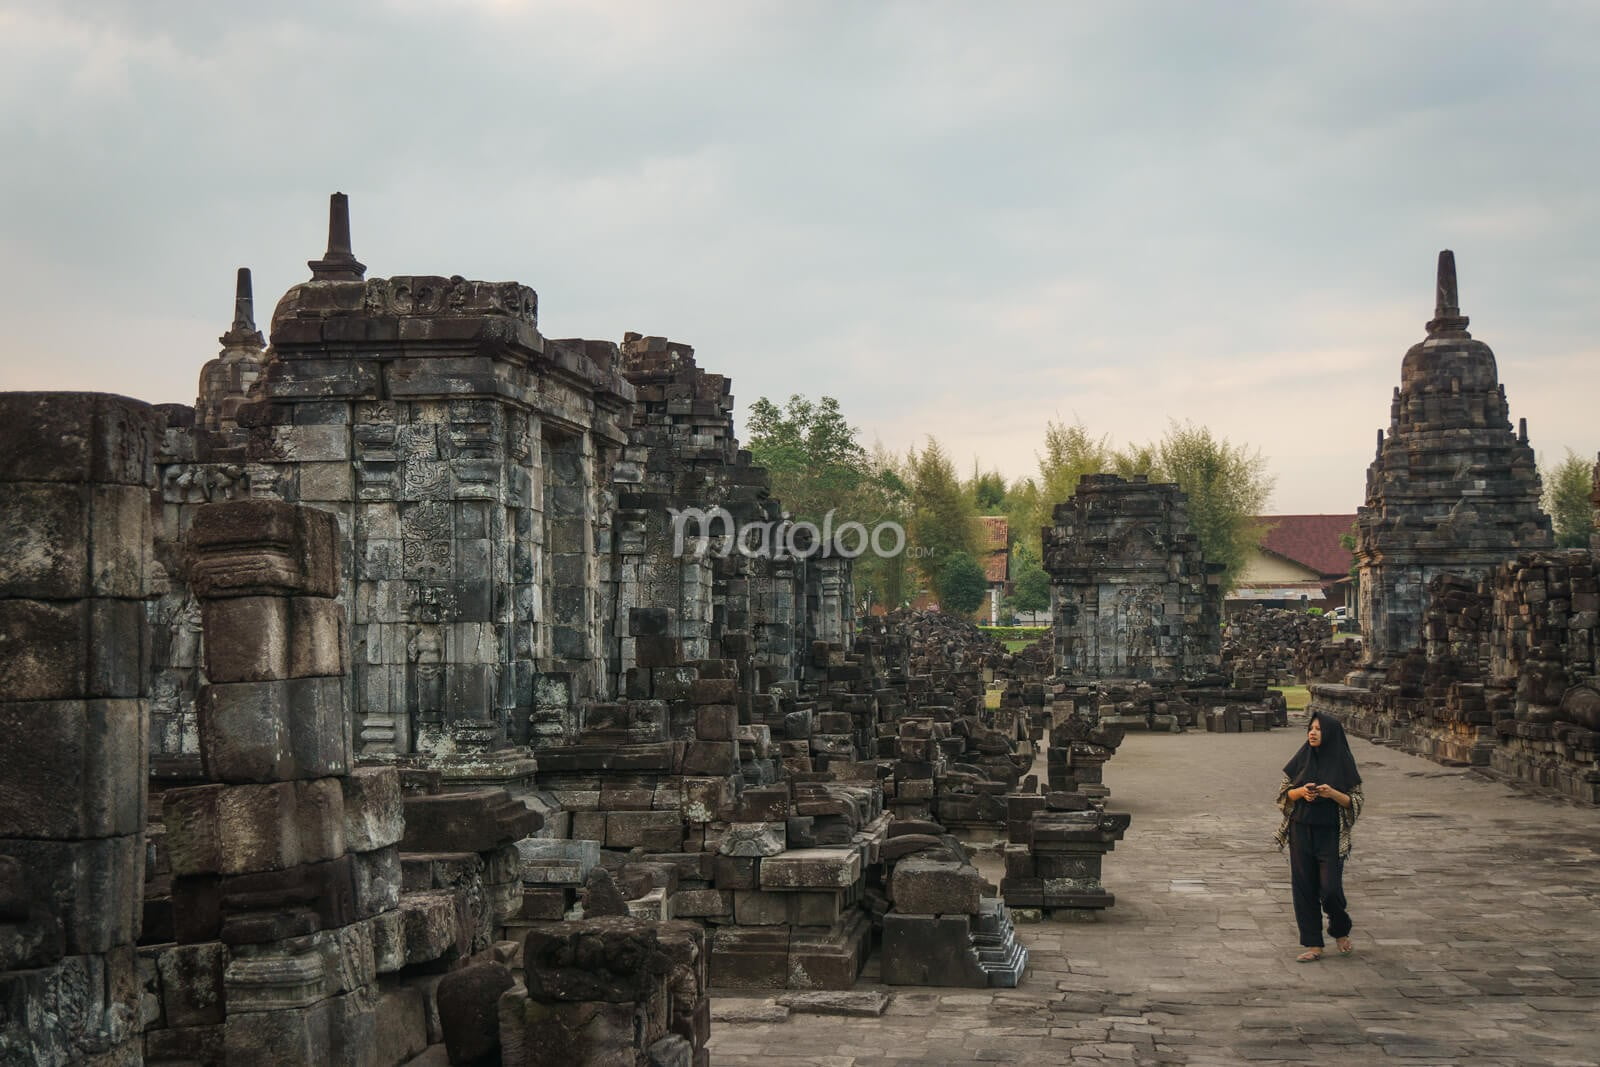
[708,718,1600,1065]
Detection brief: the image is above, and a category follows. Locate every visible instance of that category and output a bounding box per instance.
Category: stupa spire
[218,267,265,348]
[1425,249,1471,338]
[307,192,367,281]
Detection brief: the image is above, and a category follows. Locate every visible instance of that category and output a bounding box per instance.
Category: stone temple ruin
[1312,252,1600,803]
[6,197,1597,1065]
[1042,474,1287,735]
[1,194,1071,1066]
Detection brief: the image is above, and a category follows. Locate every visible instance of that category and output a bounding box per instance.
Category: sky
[1,1,1595,514]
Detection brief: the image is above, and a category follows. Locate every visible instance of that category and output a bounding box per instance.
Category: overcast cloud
[1,0,1595,513]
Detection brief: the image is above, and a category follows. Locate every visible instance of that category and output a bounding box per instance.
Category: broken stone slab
[436,960,514,1067]
[709,998,790,1023]
[758,847,861,891]
[717,822,786,857]
[773,990,890,1017]
[400,788,541,853]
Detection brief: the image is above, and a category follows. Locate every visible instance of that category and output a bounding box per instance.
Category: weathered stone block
[717,823,785,857]
[733,889,788,925]
[680,776,733,824]
[352,845,402,918]
[694,704,736,740]
[0,597,147,700]
[0,698,145,839]
[200,595,291,683]
[0,392,157,486]
[400,889,471,968]
[0,835,141,955]
[516,838,598,886]
[671,888,733,918]
[340,766,402,851]
[888,857,984,915]
[199,676,349,783]
[606,810,684,851]
[680,740,736,775]
[499,991,652,1067]
[0,482,148,600]
[438,961,515,1066]
[188,499,340,599]
[760,848,860,890]
[401,788,539,853]
[156,941,228,1027]
[163,779,345,877]
[736,785,790,822]
[712,854,759,890]
[522,918,701,1003]
[708,926,790,990]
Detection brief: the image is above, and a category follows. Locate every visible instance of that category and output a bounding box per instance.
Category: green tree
[907,438,980,596]
[743,394,911,611]
[1008,543,1052,615]
[1144,420,1275,592]
[969,468,1008,513]
[1542,448,1596,548]
[938,551,989,616]
[1016,420,1118,559]
[857,444,912,610]
[745,394,867,521]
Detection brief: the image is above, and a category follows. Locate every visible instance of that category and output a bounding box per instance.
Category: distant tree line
[745,395,1276,618]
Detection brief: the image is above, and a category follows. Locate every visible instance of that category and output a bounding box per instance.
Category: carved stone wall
[1043,474,1221,682]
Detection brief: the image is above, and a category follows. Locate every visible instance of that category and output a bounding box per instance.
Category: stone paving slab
[710,721,1600,1065]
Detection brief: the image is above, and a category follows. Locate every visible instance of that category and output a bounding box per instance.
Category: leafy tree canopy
[938,550,989,616]
[1542,448,1595,549]
[1009,543,1052,614]
[908,437,980,590]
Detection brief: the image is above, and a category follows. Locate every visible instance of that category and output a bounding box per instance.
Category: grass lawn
[1003,639,1036,653]
[1273,684,1311,711]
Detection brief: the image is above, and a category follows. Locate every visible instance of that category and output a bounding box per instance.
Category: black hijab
[1282,711,1361,793]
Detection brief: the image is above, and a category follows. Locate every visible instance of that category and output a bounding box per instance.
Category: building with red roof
[1229,514,1356,612]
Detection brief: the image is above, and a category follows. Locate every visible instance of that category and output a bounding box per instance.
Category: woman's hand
[1294,783,1319,802]
[1312,784,1350,807]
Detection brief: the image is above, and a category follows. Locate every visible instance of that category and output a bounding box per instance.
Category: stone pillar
[157,499,404,1066]
[0,392,158,1065]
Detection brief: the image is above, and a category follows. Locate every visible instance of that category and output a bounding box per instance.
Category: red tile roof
[1257,514,1357,577]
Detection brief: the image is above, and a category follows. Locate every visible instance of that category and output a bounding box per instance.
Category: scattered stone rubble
[1001,695,1131,916]
[0,195,1061,1064]
[1222,606,1341,685]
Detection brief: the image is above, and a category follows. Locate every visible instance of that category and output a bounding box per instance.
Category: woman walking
[1274,711,1364,962]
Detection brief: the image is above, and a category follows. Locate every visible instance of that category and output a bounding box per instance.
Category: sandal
[1296,949,1322,963]
[1337,937,1353,956]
